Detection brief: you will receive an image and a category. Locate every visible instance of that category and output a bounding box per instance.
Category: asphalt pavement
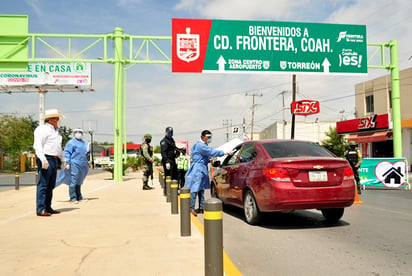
[0,169,222,275]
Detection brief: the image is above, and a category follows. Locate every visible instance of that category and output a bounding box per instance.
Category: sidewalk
[0,170,205,275]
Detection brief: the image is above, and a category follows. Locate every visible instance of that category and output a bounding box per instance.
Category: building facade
[337,67,412,163]
[258,120,337,143]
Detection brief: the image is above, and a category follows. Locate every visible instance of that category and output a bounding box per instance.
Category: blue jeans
[190,190,204,210]
[36,157,58,213]
[69,185,83,201]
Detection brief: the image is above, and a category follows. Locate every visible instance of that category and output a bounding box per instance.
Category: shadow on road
[222,204,350,230]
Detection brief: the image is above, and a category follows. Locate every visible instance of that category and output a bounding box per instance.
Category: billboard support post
[113,27,124,182]
[389,40,402,157]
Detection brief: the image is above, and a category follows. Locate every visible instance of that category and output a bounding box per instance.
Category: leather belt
[45,154,58,159]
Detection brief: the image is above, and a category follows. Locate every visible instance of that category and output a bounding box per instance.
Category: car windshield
[262,141,334,158]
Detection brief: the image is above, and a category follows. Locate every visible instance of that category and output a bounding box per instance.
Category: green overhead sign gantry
[0,15,404,181]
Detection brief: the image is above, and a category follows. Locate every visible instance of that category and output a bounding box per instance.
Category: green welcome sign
[172,18,367,74]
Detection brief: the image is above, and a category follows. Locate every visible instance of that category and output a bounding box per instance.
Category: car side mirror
[212,160,221,167]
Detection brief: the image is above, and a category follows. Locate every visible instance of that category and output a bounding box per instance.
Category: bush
[2,155,19,172]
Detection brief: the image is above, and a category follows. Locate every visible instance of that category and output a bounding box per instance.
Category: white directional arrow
[217,55,226,72]
[322,58,331,73]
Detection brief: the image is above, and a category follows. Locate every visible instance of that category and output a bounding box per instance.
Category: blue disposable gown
[185,141,224,193]
[56,138,89,187]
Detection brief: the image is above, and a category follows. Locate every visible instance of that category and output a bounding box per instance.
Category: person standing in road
[160,126,179,181]
[345,140,362,194]
[33,109,65,216]
[185,130,233,216]
[177,147,190,188]
[141,133,154,190]
[56,128,90,203]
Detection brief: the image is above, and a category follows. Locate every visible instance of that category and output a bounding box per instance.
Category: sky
[1,0,411,148]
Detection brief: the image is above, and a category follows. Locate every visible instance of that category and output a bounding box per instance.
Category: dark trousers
[69,185,83,201]
[177,169,187,188]
[36,157,58,213]
[351,165,361,193]
[162,161,178,181]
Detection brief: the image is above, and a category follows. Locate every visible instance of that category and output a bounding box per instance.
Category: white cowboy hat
[43,109,65,120]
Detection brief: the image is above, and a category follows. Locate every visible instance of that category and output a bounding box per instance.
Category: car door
[219,149,241,200]
[228,143,258,207]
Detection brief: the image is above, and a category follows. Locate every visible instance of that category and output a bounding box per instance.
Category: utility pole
[222,119,232,142]
[246,92,263,140]
[83,120,97,169]
[291,74,296,140]
[278,90,288,139]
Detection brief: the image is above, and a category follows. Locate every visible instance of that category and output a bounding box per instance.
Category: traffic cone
[354,187,364,204]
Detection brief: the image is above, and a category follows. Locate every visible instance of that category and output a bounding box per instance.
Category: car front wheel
[243,190,261,225]
[321,208,344,222]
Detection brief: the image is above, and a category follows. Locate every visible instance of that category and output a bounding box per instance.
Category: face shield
[206,134,212,144]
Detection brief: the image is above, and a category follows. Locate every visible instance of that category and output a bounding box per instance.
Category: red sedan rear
[211,140,356,225]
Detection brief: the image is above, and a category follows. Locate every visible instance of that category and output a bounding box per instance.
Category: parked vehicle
[211,140,356,225]
[94,156,110,167]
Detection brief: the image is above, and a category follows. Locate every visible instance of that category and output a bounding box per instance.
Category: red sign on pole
[291,100,320,115]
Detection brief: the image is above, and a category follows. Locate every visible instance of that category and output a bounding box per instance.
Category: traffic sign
[172,19,367,74]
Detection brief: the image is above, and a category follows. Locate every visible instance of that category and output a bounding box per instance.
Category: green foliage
[153,145,161,154]
[321,126,348,158]
[58,126,73,148]
[0,114,37,155]
[2,155,19,172]
[126,156,143,169]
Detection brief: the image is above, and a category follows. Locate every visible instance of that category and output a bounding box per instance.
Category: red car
[211,140,356,225]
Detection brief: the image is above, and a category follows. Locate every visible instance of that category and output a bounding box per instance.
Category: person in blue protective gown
[56,128,90,203]
[185,130,233,216]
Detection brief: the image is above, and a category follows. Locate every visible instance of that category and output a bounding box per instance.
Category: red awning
[348,131,391,143]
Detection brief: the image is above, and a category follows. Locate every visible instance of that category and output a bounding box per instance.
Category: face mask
[166,132,173,138]
[207,137,212,144]
[146,139,151,144]
[74,133,82,139]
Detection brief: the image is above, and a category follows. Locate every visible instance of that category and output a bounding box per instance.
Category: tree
[58,126,73,148]
[321,126,348,157]
[0,114,38,155]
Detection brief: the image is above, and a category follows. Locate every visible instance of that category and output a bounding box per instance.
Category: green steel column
[113,27,124,181]
[389,40,402,157]
[123,65,127,161]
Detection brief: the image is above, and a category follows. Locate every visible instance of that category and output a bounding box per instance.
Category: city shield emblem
[263,61,270,70]
[280,61,287,70]
[176,27,200,63]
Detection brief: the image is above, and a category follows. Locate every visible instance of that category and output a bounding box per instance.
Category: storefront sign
[359,158,408,188]
[0,62,92,86]
[358,114,377,130]
[337,113,389,133]
[291,100,320,115]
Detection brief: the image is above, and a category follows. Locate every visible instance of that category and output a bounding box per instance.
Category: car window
[239,144,257,163]
[226,150,240,165]
[262,141,334,158]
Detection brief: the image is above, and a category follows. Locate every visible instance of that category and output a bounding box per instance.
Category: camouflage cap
[144,133,152,139]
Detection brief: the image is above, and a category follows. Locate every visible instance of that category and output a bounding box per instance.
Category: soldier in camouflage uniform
[141,134,154,190]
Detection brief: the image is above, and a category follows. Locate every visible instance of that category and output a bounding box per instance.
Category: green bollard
[204,198,223,276]
[180,187,191,237]
[171,180,179,214]
[165,176,171,202]
[15,173,20,190]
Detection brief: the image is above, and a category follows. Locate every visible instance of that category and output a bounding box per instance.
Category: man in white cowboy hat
[33,109,65,216]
